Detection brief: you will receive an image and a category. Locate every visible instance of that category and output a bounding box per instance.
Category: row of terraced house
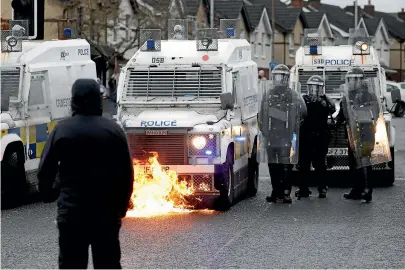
[1,0,405,82]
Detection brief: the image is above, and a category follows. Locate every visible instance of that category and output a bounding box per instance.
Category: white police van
[290,28,395,186]
[1,21,97,206]
[116,19,260,209]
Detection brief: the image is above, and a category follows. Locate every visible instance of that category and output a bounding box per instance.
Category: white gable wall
[373,21,390,66]
[249,9,273,70]
[318,21,333,45]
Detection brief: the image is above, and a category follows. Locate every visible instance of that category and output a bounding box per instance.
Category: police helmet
[307,75,325,97]
[345,67,365,90]
[271,64,290,87]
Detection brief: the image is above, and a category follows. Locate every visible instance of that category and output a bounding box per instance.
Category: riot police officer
[336,67,389,202]
[296,75,336,199]
[258,64,307,203]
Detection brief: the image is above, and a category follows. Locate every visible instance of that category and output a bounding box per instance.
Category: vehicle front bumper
[133,164,222,196]
[292,148,393,171]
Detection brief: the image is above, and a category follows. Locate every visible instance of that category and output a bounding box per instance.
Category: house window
[288,33,295,58]
[255,31,260,57]
[125,14,130,40]
[261,33,266,58]
[266,34,271,58]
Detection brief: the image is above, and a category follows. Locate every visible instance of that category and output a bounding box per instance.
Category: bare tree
[60,0,186,62]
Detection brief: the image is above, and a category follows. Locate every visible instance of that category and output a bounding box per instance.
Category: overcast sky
[319,0,404,13]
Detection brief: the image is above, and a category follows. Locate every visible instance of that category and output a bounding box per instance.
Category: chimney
[364,0,375,16]
[309,0,321,9]
[344,4,362,23]
[398,8,405,21]
[291,0,303,8]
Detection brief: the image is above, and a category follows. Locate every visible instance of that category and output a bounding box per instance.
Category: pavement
[2,118,405,269]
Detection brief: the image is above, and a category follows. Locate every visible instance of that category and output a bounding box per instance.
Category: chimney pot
[402,8,404,12]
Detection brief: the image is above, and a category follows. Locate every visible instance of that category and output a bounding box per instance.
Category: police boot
[266,189,280,203]
[295,188,312,199]
[318,186,327,199]
[282,190,292,204]
[343,189,362,200]
[361,188,373,203]
[361,168,373,203]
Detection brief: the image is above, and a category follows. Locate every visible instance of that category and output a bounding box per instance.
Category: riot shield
[257,81,303,164]
[342,78,391,168]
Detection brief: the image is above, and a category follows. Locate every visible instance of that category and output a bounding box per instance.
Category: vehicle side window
[386,84,392,92]
[28,74,45,106]
[400,83,405,90]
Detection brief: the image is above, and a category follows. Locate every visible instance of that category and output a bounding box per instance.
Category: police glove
[317,97,328,107]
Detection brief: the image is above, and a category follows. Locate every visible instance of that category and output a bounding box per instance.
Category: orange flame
[126,153,210,218]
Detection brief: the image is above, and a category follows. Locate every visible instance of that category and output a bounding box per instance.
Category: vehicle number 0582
[152,57,164,64]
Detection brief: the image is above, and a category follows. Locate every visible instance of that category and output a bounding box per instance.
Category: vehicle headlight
[188,133,220,157]
[192,136,207,149]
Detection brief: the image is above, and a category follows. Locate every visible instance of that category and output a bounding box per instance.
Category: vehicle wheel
[394,103,405,117]
[1,145,28,208]
[246,139,259,197]
[216,149,234,210]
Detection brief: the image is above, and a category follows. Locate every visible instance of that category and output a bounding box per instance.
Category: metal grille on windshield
[124,67,222,99]
[1,67,21,100]
[298,69,378,94]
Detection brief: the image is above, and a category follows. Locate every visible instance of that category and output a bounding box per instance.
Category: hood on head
[71,79,102,116]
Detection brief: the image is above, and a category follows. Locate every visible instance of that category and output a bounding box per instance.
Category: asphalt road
[2,118,405,269]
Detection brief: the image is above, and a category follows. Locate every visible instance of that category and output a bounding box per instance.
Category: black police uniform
[38,79,134,269]
[297,94,336,198]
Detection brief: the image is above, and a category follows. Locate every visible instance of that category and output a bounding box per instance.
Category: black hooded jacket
[37,79,134,223]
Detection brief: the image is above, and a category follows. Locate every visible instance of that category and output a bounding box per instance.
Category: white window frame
[255,31,261,58]
[288,33,295,58]
[261,33,266,58]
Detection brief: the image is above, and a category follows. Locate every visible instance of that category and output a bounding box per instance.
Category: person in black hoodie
[37,78,134,269]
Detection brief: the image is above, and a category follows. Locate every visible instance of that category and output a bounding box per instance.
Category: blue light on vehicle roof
[205,150,213,155]
[235,136,246,142]
[146,39,155,50]
[226,28,235,37]
[309,45,318,55]
[63,28,72,39]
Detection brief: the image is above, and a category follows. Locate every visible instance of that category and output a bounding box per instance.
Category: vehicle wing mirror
[220,92,234,110]
[1,94,10,112]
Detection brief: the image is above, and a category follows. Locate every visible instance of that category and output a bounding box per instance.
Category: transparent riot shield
[342,78,391,168]
[257,81,303,164]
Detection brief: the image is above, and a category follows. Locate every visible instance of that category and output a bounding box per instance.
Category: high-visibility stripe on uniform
[0,121,58,159]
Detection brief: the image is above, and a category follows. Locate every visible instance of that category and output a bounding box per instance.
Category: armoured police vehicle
[1,21,97,206]
[116,19,260,209]
[290,28,395,185]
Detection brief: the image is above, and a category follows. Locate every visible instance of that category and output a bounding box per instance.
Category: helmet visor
[308,84,324,97]
[346,77,364,90]
[272,73,289,87]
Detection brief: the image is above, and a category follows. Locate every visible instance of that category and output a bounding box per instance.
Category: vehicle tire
[216,149,235,211]
[246,138,259,197]
[1,145,28,208]
[394,103,405,117]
